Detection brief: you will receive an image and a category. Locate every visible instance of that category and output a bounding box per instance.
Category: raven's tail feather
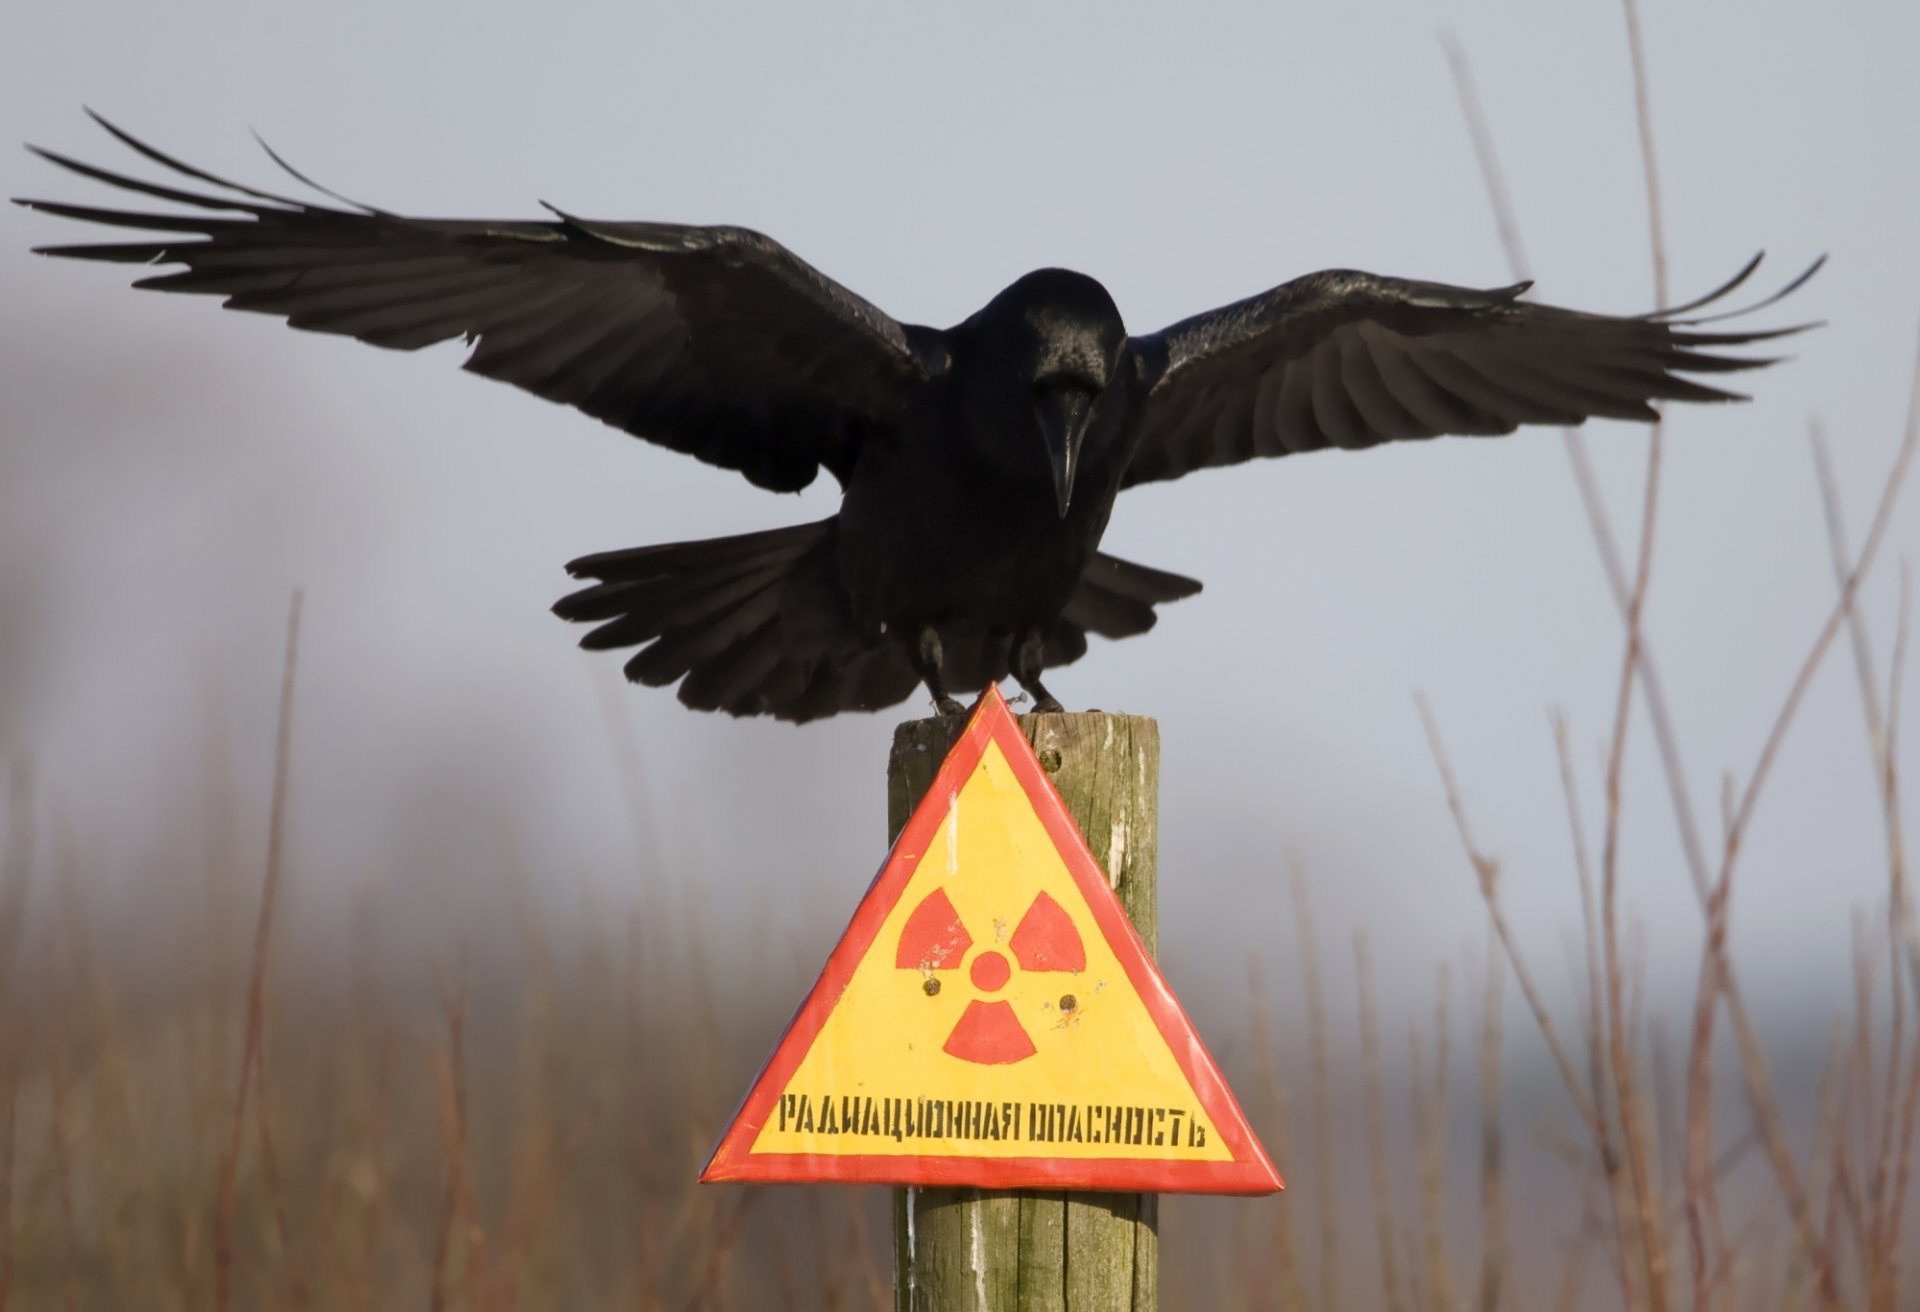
[554,523,1203,722]
[555,518,919,722]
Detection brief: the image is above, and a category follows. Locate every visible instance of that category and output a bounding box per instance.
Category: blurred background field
[5,0,1920,1308]
[3,476,1919,1309]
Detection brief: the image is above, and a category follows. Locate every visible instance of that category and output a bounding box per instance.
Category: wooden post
[887,710,1161,1312]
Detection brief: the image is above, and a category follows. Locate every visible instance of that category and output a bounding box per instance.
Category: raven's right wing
[18,113,934,493]
[1119,257,1819,489]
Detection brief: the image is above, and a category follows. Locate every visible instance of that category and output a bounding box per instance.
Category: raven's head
[968,269,1126,517]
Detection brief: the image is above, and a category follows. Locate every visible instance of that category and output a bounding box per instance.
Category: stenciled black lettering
[780,1090,1215,1149]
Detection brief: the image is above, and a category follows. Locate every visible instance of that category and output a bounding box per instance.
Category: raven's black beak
[1035,387,1094,518]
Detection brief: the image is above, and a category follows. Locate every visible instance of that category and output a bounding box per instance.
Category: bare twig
[1622,0,1671,308]
[1418,698,1604,1138]
[0,762,30,1021]
[49,1036,79,1312]
[433,947,491,1312]
[1447,22,1920,1308]
[1476,934,1507,1312]
[0,1064,13,1312]
[214,589,304,1312]
[429,1042,458,1312]
[1817,431,1920,1300]
[1683,873,1731,1310]
[1707,343,1920,1306]
[252,1036,306,1308]
[1419,697,1638,1302]
[1879,568,1920,1310]
[1550,712,1642,1293]
[1411,979,1456,1311]
[1723,348,1920,941]
[1248,953,1306,1312]
[1594,6,1676,1301]
[1552,1187,1600,1312]
[1441,30,1713,902]
[1357,936,1406,1312]
[1813,425,1920,1006]
[1884,1039,1920,1306]
[1289,868,1342,1312]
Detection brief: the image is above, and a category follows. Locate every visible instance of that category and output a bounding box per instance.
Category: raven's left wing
[16,113,934,494]
[1119,257,1819,489]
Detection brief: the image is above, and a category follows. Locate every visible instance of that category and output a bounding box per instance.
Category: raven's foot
[906,625,967,719]
[1010,629,1063,716]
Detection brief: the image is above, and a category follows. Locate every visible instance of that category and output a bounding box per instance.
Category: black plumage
[16,115,1820,721]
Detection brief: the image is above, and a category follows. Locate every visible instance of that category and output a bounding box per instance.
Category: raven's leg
[1011,629,1064,714]
[906,624,966,717]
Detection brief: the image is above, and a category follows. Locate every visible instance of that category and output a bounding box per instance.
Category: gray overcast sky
[3,1,1918,1028]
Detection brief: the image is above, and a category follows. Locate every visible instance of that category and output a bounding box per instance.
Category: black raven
[17,116,1819,721]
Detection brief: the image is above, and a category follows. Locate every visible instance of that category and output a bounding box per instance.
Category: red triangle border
[700,686,1283,1195]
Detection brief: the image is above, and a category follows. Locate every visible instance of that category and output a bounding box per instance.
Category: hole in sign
[895,889,1086,1065]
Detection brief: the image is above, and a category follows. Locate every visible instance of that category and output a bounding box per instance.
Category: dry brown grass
[3,8,1917,1310]
[0,464,1917,1310]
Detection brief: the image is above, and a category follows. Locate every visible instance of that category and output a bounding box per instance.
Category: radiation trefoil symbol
[895,887,1085,1064]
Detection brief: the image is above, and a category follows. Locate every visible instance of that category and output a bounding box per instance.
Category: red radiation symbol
[896,888,1086,1064]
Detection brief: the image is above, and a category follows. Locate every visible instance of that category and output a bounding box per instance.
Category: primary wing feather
[1122,257,1820,488]
[16,114,928,493]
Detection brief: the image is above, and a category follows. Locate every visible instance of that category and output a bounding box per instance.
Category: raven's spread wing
[16,114,931,493]
[1119,256,1820,488]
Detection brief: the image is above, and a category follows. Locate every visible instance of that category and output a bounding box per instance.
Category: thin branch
[1596,5,1674,1299]
[1810,425,1920,1004]
[214,589,304,1312]
[1441,29,1714,903]
[1418,696,1636,1304]
[1723,347,1920,886]
[1418,697,1605,1137]
[0,762,30,1022]
[1289,867,1342,1312]
[1622,0,1672,308]
[1476,932,1507,1312]
[1357,935,1407,1312]
[49,1034,79,1312]
[1707,341,1920,1306]
[1446,26,1920,1308]
[0,1065,13,1312]
[1683,871,1731,1312]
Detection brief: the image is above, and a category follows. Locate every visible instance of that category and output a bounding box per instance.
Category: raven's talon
[1032,697,1065,714]
[935,696,966,716]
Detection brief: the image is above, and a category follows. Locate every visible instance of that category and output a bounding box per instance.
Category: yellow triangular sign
[702,687,1282,1193]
